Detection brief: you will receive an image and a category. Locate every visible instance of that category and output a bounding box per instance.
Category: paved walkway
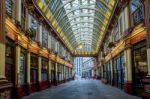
[23,80,141,99]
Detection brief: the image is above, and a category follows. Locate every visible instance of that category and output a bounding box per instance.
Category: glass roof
[36,0,116,56]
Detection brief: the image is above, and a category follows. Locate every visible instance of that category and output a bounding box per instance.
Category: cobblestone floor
[22,80,141,99]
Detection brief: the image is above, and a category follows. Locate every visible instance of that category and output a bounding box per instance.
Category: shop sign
[0,90,11,99]
[145,85,150,93]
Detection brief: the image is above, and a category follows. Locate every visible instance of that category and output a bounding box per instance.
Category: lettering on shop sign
[145,85,150,93]
[0,90,11,99]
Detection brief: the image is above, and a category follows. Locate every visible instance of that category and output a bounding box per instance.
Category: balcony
[132,5,144,26]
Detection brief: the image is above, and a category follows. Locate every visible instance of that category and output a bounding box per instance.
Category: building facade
[74,57,83,77]
[0,0,74,99]
[82,58,95,78]
[97,0,150,98]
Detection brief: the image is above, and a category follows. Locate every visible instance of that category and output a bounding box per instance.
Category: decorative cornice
[6,18,72,67]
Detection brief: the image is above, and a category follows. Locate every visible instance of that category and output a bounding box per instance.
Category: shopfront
[41,58,49,90]
[18,47,28,97]
[132,41,148,96]
[51,61,55,85]
[105,61,111,84]
[30,54,38,92]
[66,67,69,81]
[5,38,15,98]
[112,53,125,89]
[57,64,62,84]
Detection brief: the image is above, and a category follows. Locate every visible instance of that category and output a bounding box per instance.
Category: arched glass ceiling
[36,0,116,56]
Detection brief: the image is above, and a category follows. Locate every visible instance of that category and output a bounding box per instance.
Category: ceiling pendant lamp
[78,43,84,49]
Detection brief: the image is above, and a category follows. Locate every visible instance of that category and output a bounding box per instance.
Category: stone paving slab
[22,80,141,99]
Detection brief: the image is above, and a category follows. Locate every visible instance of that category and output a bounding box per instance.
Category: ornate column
[54,54,58,86]
[101,66,104,78]
[144,0,150,77]
[61,64,63,83]
[15,44,24,99]
[124,48,133,94]
[27,51,31,94]
[95,57,99,79]
[0,1,12,98]
[37,23,42,44]
[54,62,58,86]
[26,10,31,29]
[15,45,21,85]
[141,0,150,98]
[72,67,74,80]
[110,60,113,85]
[68,67,70,80]
[0,0,6,80]
[16,0,21,22]
[48,60,51,87]
[38,55,42,90]
[63,65,66,82]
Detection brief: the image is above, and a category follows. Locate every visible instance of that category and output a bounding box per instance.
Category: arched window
[131,0,144,25]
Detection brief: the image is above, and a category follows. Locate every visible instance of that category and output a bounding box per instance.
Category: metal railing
[132,5,145,26]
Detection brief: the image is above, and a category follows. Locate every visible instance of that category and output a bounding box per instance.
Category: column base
[27,83,32,95]
[38,80,50,90]
[49,80,51,87]
[0,80,12,99]
[142,77,150,99]
[63,79,66,83]
[124,81,133,94]
[54,80,58,86]
[30,82,39,93]
[16,84,28,99]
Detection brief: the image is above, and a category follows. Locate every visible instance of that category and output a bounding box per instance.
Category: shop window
[51,36,55,51]
[51,61,55,81]
[131,0,144,26]
[29,16,38,41]
[5,0,13,17]
[57,64,62,81]
[30,54,38,83]
[5,44,14,82]
[113,22,119,42]
[106,62,111,82]
[133,45,147,85]
[120,54,125,84]
[113,58,118,86]
[19,52,26,84]
[42,27,48,48]
[41,58,48,81]
[117,57,121,85]
[66,67,69,79]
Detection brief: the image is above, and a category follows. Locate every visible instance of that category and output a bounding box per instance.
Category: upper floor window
[51,35,55,51]
[42,27,48,48]
[6,0,13,17]
[113,22,119,42]
[30,16,38,41]
[131,0,144,25]
[21,0,26,31]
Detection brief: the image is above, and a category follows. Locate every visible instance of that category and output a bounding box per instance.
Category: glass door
[133,41,147,96]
